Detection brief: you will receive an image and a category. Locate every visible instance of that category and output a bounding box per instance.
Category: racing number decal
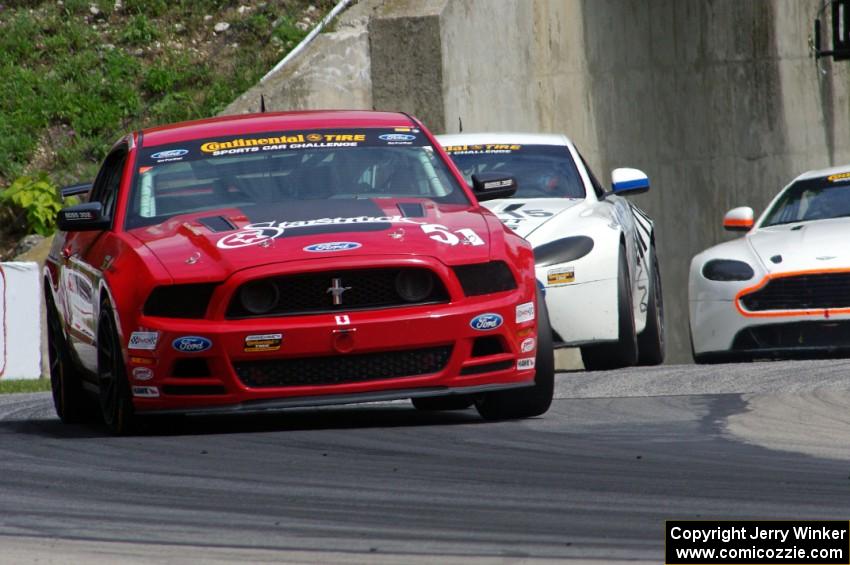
[499,203,554,230]
[421,224,485,246]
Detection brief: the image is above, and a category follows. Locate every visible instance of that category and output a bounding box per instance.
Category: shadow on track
[0,400,488,439]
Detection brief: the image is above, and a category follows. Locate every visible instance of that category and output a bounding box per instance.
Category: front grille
[234,346,452,388]
[732,321,850,352]
[171,358,211,378]
[740,272,850,311]
[227,267,448,318]
[162,385,227,396]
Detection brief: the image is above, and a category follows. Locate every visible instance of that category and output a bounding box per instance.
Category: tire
[412,396,474,411]
[97,302,136,435]
[581,246,638,370]
[46,291,92,424]
[475,288,554,421]
[637,247,665,365]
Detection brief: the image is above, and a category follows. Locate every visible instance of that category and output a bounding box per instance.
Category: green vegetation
[0,0,333,240]
[0,175,66,235]
[0,378,51,395]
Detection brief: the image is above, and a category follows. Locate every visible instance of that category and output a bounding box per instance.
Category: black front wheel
[581,246,638,370]
[475,288,554,421]
[97,302,135,435]
[46,292,92,423]
[637,247,665,365]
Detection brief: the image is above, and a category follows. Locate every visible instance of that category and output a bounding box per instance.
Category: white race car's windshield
[127,128,468,229]
[443,144,585,199]
[762,174,850,227]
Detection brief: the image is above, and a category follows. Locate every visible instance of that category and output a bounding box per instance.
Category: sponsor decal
[443,144,522,155]
[129,356,155,365]
[547,267,575,285]
[128,331,158,350]
[393,127,420,133]
[515,301,535,324]
[244,333,282,353]
[132,386,160,398]
[218,216,422,249]
[517,357,535,370]
[132,367,154,381]
[335,314,351,325]
[303,241,362,253]
[520,337,536,353]
[151,149,188,160]
[828,172,850,183]
[63,210,97,221]
[379,133,417,142]
[470,313,503,331]
[172,336,212,353]
[200,133,367,155]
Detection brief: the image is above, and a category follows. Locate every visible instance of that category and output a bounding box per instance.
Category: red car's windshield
[127,128,468,229]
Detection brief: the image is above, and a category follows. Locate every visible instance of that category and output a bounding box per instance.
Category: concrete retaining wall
[226,0,850,363]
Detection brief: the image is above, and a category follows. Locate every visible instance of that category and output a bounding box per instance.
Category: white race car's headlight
[534,236,594,267]
[702,259,755,281]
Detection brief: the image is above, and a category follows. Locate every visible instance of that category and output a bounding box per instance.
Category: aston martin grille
[740,272,850,311]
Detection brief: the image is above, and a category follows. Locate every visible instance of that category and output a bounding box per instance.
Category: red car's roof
[140,110,418,147]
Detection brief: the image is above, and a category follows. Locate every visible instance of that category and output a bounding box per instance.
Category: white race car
[689,164,850,362]
[438,133,663,369]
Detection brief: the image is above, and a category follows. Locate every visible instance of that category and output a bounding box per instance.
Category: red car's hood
[129,199,493,280]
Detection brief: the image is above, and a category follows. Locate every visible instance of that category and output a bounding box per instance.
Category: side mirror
[723,206,754,232]
[60,182,93,200]
[57,202,110,232]
[610,168,649,195]
[471,173,518,202]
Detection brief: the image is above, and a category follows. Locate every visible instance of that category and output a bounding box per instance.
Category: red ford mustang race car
[45,110,553,433]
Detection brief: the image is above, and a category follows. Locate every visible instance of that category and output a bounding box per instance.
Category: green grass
[0,378,51,394]
[0,0,335,189]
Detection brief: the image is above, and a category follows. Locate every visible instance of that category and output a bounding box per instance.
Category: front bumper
[690,299,850,357]
[126,290,538,413]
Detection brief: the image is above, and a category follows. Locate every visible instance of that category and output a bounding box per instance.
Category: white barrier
[0,262,42,380]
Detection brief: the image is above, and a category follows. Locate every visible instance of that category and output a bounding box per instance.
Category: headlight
[144,283,217,318]
[395,270,435,302]
[534,236,594,267]
[453,261,517,296]
[702,259,755,281]
[239,280,280,314]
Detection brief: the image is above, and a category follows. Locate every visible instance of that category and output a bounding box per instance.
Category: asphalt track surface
[2,360,850,563]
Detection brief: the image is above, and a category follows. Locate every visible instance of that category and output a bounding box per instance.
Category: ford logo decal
[303,242,362,252]
[379,133,416,142]
[172,336,212,353]
[470,313,503,331]
[151,149,189,159]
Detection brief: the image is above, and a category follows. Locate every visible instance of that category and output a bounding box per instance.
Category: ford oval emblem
[379,133,416,142]
[303,242,362,253]
[470,313,503,331]
[151,149,189,160]
[172,336,212,353]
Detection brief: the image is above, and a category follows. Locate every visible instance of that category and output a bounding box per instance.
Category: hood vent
[199,216,237,232]
[397,202,426,218]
